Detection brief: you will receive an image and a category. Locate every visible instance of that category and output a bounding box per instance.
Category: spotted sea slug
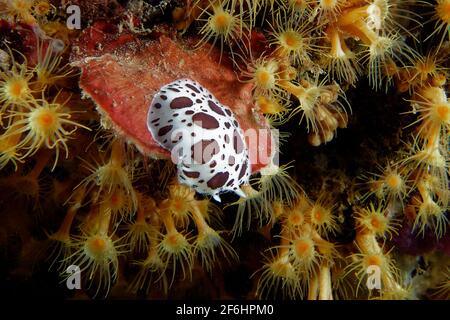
[147,78,250,201]
[71,23,275,198]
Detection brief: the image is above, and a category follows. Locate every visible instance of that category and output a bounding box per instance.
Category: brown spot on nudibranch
[226,179,235,187]
[207,172,229,189]
[158,125,173,136]
[170,96,193,109]
[239,160,247,179]
[192,112,220,129]
[186,83,201,93]
[208,100,226,116]
[183,171,200,178]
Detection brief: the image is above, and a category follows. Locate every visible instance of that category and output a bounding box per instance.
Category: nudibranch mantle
[147,78,250,202]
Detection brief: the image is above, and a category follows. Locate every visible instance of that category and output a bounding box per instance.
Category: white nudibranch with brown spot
[147,78,250,202]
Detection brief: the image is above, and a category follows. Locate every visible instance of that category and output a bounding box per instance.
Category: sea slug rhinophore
[147,78,250,202]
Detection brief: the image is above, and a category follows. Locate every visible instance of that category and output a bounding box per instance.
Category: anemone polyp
[1,0,36,24]
[33,0,52,16]
[67,231,121,298]
[0,62,34,111]
[289,236,318,274]
[310,199,339,236]
[254,62,278,92]
[429,0,450,47]
[84,234,115,259]
[4,97,90,169]
[256,252,299,299]
[270,14,313,64]
[288,0,310,14]
[197,1,243,59]
[147,78,251,202]
[241,57,283,99]
[356,203,398,239]
[315,0,344,20]
[4,77,29,100]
